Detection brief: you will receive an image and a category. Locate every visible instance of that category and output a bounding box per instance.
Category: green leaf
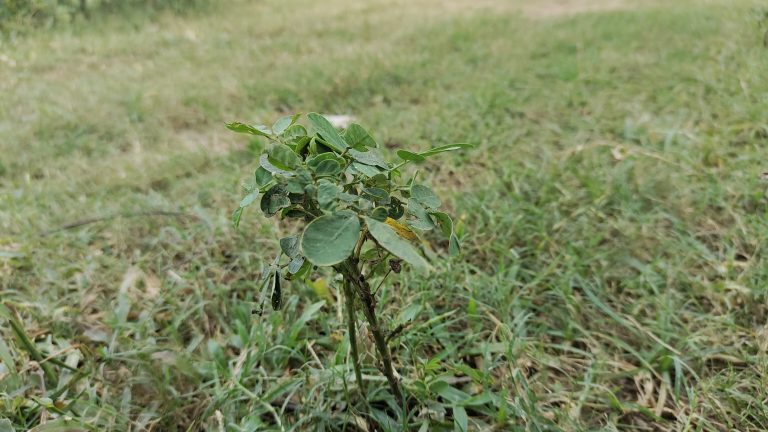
[280,236,300,258]
[283,123,308,140]
[453,406,468,432]
[362,187,390,204]
[239,191,259,208]
[294,258,312,278]
[272,115,297,135]
[232,207,244,228]
[307,112,348,152]
[0,418,12,432]
[343,123,377,148]
[371,206,389,222]
[287,256,306,274]
[317,179,341,210]
[226,122,272,137]
[308,152,343,168]
[408,199,435,230]
[314,159,342,176]
[254,166,273,188]
[396,150,426,163]
[260,154,294,177]
[449,233,461,256]
[269,144,301,170]
[292,135,311,154]
[419,143,474,157]
[301,211,361,266]
[351,162,381,177]
[364,217,430,272]
[430,211,453,237]
[411,184,441,209]
[349,149,388,168]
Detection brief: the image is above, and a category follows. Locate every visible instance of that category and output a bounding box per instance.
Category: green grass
[2,0,768,430]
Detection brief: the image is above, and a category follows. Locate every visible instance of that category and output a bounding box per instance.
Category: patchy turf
[2,0,768,430]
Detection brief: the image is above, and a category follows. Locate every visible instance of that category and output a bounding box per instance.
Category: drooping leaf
[226,122,272,137]
[411,184,441,209]
[396,150,426,163]
[307,112,348,153]
[419,143,474,157]
[430,211,453,237]
[365,217,430,272]
[343,123,377,148]
[271,272,282,311]
[232,207,244,228]
[449,233,461,256]
[239,191,259,208]
[301,211,361,266]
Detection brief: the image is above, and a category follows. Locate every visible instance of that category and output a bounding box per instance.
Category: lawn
[2,0,768,430]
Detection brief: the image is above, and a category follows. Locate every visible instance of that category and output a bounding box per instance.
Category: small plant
[229,113,470,403]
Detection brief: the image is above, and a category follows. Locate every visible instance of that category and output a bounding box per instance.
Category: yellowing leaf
[385,217,418,241]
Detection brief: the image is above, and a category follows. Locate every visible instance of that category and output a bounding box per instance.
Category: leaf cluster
[229,113,471,310]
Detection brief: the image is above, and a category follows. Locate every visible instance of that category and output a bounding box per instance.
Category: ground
[1,0,768,430]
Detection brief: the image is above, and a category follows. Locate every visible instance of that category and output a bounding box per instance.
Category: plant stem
[343,278,365,393]
[342,260,404,404]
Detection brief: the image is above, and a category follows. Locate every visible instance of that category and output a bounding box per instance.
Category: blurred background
[2,0,768,430]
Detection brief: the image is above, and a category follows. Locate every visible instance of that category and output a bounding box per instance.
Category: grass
[2,0,768,429]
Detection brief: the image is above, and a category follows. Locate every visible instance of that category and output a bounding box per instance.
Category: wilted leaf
[385,217,419,241]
